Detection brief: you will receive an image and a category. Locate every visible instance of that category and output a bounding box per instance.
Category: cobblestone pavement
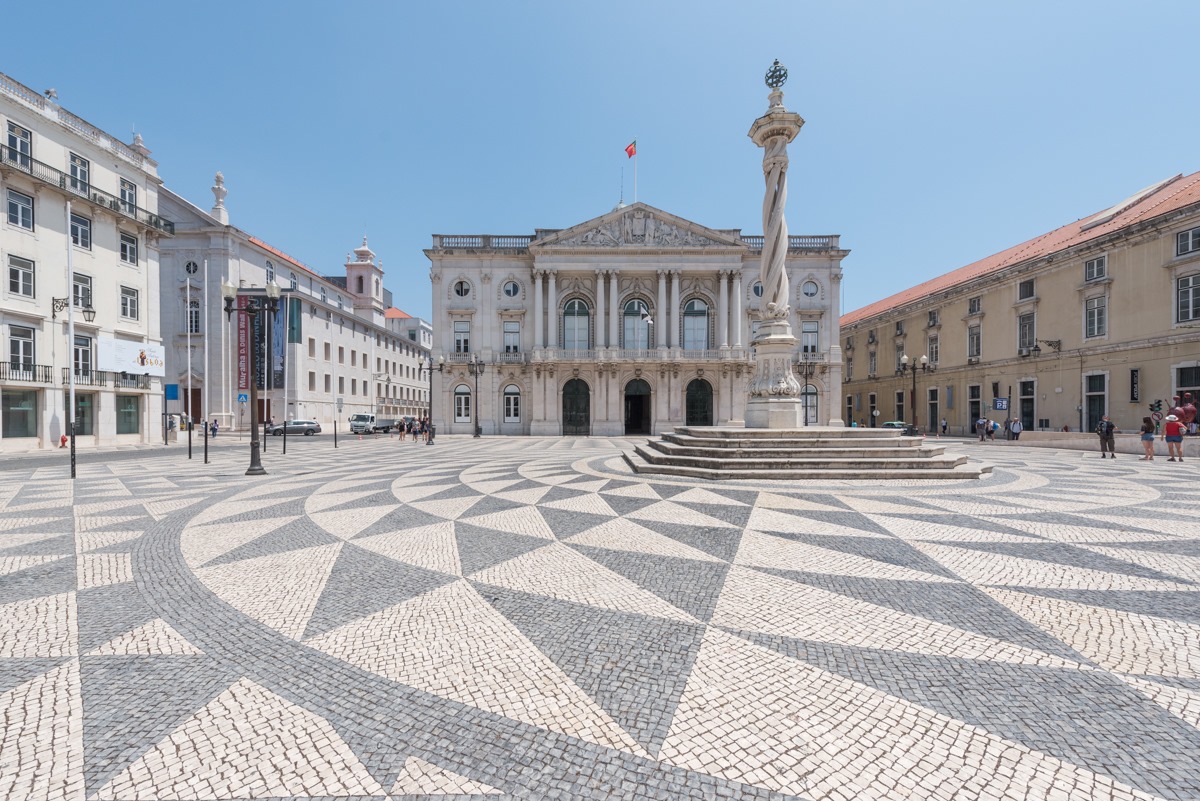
[2,435,1199,801]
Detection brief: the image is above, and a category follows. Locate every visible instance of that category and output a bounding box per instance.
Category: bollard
[203,419,209,464]
[334,421,338,448]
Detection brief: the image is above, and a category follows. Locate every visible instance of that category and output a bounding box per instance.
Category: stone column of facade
[826,270,845,426]
[595,270,606,349]
[533,270,544,348]
[745,61,806,429]
[718,269,730,349]
[669,270,681,349]
[546,270,558,349]
[656,270,668,349]
[608,270,619,350]
[732,270,744,349]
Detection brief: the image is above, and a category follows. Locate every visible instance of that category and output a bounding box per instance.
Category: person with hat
[1095,414,1117,458]
[1164,414,1186,461]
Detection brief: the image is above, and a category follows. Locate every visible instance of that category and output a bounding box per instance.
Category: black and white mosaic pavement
[2,436,1199,800]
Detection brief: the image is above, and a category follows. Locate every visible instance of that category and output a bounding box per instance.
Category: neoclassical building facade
[840,171,1200,435]
[427,203,847,436]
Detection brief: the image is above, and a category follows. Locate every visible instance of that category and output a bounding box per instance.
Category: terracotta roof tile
[385,308,412,319]
[841,171,1200,326]
[247,236,319,276]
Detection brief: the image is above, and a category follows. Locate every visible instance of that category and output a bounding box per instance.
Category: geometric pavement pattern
[1,436,1199,800]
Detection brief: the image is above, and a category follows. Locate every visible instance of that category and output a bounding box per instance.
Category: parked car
[267,419,322,436]
[882,420,920,436]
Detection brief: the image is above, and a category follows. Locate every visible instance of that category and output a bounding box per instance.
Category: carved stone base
[745,321,803,430]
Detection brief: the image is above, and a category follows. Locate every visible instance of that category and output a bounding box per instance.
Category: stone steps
[625,425,991,480]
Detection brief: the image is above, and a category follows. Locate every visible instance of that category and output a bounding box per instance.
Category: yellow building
[840,172,1200,435]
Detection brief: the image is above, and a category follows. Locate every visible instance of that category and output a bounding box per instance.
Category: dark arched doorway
[685,378,714,426]
[624,378,652,435]
[562,378,590,436]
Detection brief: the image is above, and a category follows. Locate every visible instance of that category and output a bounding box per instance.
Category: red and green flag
[625,140,637,158]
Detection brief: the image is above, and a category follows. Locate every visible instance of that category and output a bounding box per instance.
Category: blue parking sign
[993,398,1008,411]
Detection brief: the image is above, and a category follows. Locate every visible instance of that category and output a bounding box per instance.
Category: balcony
[430,234,533,250]
[741,234,840,252]
[1,363,53,384]
[0,145,175,235]
[60,369,153,389]
[497,351,527,364]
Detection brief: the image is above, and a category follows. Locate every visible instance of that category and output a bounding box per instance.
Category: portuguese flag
[625,140,637,158]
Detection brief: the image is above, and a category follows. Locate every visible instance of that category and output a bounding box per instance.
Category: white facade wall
[157,187,430,433]
[1,72,167,451]
[427,203,846,436]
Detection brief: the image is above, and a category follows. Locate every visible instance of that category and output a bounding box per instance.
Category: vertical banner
[252,304,266,390]
[1130,368,1140,403]
[237,295,249,391]
[271,301,286,389]
[287,297,302,343]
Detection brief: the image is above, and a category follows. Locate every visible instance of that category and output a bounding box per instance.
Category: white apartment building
[158,179,430,430]
[427,202,847,436]
[1,71,171,451]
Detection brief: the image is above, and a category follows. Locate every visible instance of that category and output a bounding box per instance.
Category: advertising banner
[97,338,166,377]
[237,295,249,391]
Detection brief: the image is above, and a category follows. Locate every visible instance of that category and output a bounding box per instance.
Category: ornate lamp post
[896,353,934,431]
[51,296,96,479]
[467,353,486,438]
[221,279,280,475]
[421,355,443,445]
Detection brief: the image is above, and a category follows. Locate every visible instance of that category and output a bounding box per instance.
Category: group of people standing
[974,418,1022,441]
[402,418,431,442]
[1135,414,1188,462]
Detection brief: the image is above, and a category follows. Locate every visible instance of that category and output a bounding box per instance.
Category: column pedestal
[745,319,804,429]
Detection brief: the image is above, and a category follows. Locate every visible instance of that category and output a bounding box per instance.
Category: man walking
[1096,414,1117,458]
[1010,418,1023,440]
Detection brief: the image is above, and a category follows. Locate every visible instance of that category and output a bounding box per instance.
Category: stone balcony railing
[429,233,840,252]
[1,363,53,384]
[741,235,840,252]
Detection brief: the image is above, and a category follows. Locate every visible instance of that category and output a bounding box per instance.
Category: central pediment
[530,203,745,251]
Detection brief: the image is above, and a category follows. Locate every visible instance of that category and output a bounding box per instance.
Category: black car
[266,419,322,436]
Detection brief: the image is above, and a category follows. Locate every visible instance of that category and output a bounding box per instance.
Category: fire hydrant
[59,434,68,448]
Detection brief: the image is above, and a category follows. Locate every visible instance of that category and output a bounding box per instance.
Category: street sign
[237,393,249,403]
[1152,411,1163,421]
[993,398,1009,410]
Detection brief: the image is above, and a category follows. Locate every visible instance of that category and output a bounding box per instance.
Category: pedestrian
[1164,414,1186,461]
[210,419,218,438]
[1010,418,1023,440]
[1095,414,1117,458]
[988,420,998,441]
[941,417,948,436]
[1139,416,1156,460]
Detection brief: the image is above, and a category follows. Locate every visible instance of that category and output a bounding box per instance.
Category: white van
[348,413,377,434]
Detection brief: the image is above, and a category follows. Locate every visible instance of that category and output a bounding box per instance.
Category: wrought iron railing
[0,145,174,235]
[1,363,53,383]
[59,369,151,388]
[113,373,152,389]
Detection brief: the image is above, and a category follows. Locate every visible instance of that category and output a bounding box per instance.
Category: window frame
[563,298,590,351]
[503,320,520,353]
[7,188,33,230]
[967,324,981,358]
[454,280,471,298]
[800,320,819,354]
[1177,227,1200,257]
[119,232,138,264]
[187,299,201,334]
[119,179,137,214]
[1084,255,1107,282]
[968,296,981,314]
[8,255,34,298]
[453,320,471,353]
[1018,279,1035,300]
[454,386,471,422]
[70,213,91,250]
[69,152,90,192]
[72,273,92,308]
[1017,312,1035,350]
[1085,295,1106,338]
[9,324,35,368]
[1178,274,1200,323]
[120,286,139,320]
[622,299,652,349]
[682,298,710,351]
[6,122,32,168]
[503,385,521,422]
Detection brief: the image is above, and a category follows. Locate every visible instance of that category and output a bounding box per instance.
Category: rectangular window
[1179,274,1200,323]
[119,232,138,264]
[928,335,939,365]
[115,395,140,435]
[455,391,471,422]
[8,255,34,297]
[895,345,904,372]
[454,320,470,353]
[2,389,38,438]
[504,391,520,422]
[324,374,331,392]
[73,334,93,375]
[967,325,981,358]
[9,325,34,369]
[6,122,32,169]
[187,300,200,334]
[308,372,316,391]
[73,273,92,308]
[801,320,819,353]
[894,321,904,336]
[868,351,877,375]
[70,213,91,249]
[1018,313,1035,349]
[845,356,853,381]
[927,309,940,327]
[120,286,138,320]
[1085,296,1107,338]
[338,376,344,394]
[351,351,357,367]
[1018,279,1035,300]
[338,346,345,364]
[308,338,316,358]
[69,153,90,192]
[7,189,33,230]
[968,297,981,314]
[895,390,905,422]
[119,179,137,214]
[1178,227,1200,256]
[324,342,331,360]
[1085,255,1107,281]
[351,378,357,395]
[504,321,520,353]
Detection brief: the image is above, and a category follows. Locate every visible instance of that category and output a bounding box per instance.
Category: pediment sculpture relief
[559,210,723,248]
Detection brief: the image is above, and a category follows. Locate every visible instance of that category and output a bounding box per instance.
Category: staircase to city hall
[624,426,992,480]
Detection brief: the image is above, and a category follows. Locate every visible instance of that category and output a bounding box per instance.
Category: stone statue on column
[745,59,807,429]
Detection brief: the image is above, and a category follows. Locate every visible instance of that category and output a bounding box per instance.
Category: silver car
[267,419,322,436]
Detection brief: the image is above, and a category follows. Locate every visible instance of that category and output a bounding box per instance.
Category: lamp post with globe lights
[896,353,934,432]
[221,279,280,475]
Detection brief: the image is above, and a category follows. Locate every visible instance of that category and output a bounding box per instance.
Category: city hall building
[427,202,848,436]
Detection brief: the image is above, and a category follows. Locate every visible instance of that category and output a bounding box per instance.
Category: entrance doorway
[685,379,713,426]
[562,378,590,436]
[624,378,652,435]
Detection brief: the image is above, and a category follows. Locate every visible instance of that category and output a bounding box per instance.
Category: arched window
[187,299,200,334]
[563,299,590,350]
[683,299,709,350]
[356,276,364,294]
[503,385,521,422]
[454,385,471,422]
[289,272,298,290]
[266,260,274,283]
[622,299,652,349]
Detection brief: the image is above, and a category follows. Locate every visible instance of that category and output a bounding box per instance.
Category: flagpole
[634,139,638,203]
[203,259,209,431]
[186,270,192,425]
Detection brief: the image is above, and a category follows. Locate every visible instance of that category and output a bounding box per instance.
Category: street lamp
[1031,339,1062,356]
[896,353,935,431]
[420,355,443,445]
[52,297,96,479]
[467,353,486,438]
[221,279,280,475]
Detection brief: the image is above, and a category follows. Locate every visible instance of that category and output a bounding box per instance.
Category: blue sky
[5,1,1196,322]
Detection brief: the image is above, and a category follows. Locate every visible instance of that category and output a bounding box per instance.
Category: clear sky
[5,1,1196,323]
